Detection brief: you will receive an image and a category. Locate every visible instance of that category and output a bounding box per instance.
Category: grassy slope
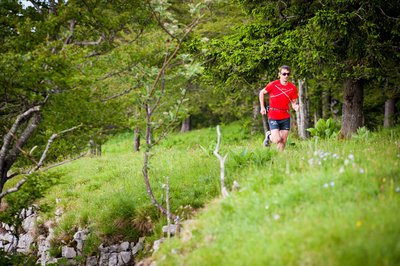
[151,126,400,265]
[40,123,400,264]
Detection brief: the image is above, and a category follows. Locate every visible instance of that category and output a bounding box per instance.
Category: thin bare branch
[379,7,399,21]
[166,176,171,238]
[0,178,28,199]
[97,68,131,81]
[213,125,229,198]
[40,152,87,171]
[147,2,177,40]
[62,18,77,50]
[32,124,83,172]
[149,52,168,115]
[74,36,104,46]
[149,17,201,98]
[0,152,87,200]
[101,85,141,102]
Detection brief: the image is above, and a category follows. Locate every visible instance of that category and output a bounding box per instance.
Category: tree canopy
[1,0,399,198]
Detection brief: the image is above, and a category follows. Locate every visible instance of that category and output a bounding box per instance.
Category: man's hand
[260,107,267,115]
[292,102,300,112]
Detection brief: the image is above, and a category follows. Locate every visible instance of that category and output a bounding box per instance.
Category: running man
[259,65,299,151]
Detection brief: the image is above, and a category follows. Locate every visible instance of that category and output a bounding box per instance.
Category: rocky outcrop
[0,207,145,265]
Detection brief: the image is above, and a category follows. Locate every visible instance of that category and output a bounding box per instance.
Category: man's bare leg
[277,130,289,151]
[270,129,289,151]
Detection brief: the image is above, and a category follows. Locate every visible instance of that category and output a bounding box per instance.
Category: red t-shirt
[264,80,298,120]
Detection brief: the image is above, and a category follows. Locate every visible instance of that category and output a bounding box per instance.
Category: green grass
[38,123,248,254]
[32,123,400,264]
[151,126,400,266]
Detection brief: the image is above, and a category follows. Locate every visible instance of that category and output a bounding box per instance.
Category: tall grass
[39,123,253,255]
[151,127,400,265]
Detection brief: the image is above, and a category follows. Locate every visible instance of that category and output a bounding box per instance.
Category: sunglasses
[281,72,290,76]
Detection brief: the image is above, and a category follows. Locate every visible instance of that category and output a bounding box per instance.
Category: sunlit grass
[38,123,252,255]
[152,127,400,265]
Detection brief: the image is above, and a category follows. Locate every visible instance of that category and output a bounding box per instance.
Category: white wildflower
[348,154,354,161]
[330,181,335,187]
[323,183,329,188]
[339,166,345,173]
[359,168,365,174]
[272,214,280,220]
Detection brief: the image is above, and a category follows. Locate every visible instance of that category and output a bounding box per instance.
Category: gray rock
[152,238,165,251]
[109,244,120,252]
[120,241,130,251]
[2,223,13,231]
[73,230,87,241]
[17,233,34,253]
[86,256,98,266]
[55,208,63,217]
[99,243,110,253]
[22,215,36,232]
[131,237,144,255]
[108,253,118,266]
[118,251,132,265]
[99,253,110,266]
[1,234,17,252]
[74,230,88,254]
[62,246,77,259]
[0,232,16,244]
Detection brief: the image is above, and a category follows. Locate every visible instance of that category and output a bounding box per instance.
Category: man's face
[279,70,290,82]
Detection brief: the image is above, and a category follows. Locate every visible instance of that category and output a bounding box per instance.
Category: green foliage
[0,249,38,266]
[307,118,340,139]
[0,172,60,230]
[228,148,273,170]
[352,126,371,141]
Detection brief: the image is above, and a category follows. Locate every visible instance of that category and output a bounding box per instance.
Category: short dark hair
[279,65,291,73]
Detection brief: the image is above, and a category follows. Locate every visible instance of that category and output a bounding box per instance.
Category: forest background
[0,0,399,264]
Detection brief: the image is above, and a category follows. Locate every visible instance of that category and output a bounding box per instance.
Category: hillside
[149,125,400,265]
[3,123,399,265]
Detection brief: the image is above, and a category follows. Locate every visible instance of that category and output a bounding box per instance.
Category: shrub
[307,118,340,139]
[352,126,371,140]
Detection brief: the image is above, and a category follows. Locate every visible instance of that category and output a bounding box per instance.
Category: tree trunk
[134,127,140,152]
[314,88,322,126]
[97,144,102,157]
[322,88,331,119]
[89,140,96,156]
[180,117,190,133]
[251,100,261,135]
[341,78,364,138]
[0,170,8,198]
[297,79,310,139]
[384,98,395,128]
[0,107,41,200]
